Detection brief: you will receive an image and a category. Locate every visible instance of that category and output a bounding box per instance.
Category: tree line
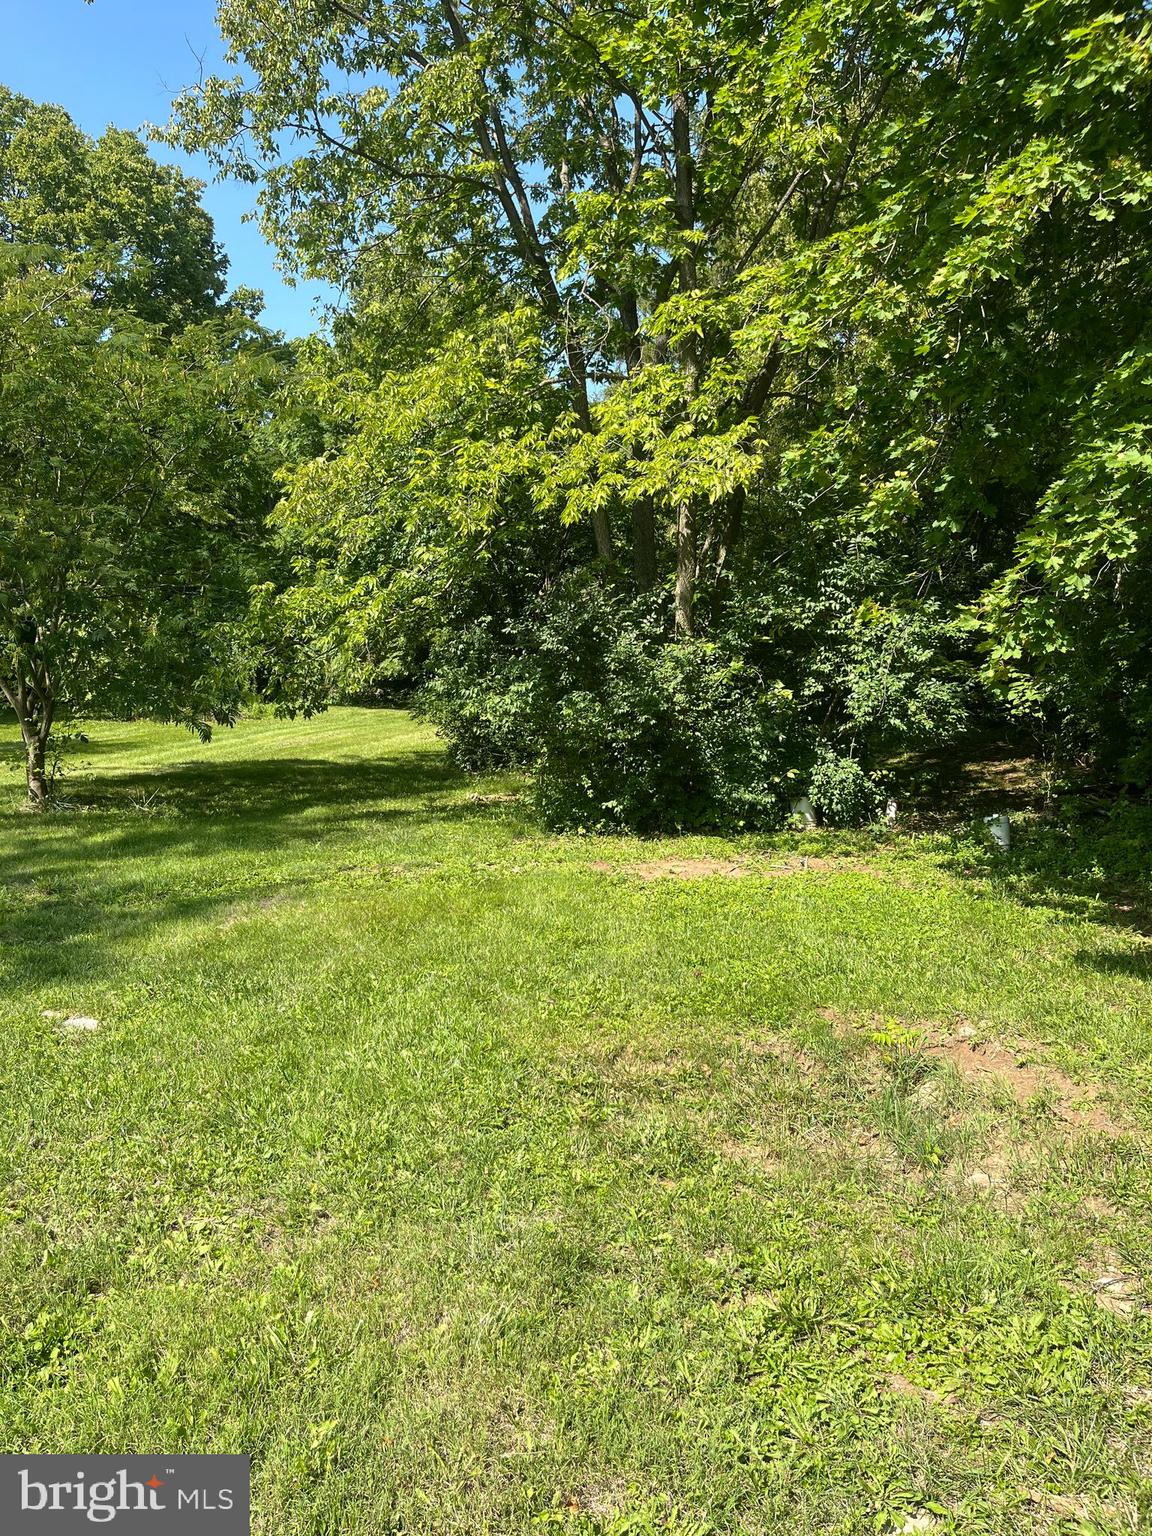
[3,0,1151,825]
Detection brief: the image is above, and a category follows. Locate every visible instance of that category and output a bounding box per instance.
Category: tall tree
[0,85,228,328]
[170,0,909,632]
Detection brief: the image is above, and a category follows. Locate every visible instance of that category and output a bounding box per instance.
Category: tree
[0,257,276,807]
[0,85,228,329]
[170,0,907,629]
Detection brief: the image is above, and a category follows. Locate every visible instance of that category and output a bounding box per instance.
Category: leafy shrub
[981,349,1152,785]
[421,575,802,831]
[808,750,884,827]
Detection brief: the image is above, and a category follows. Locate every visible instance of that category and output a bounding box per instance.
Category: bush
[808,750,884,827]
[421,575,802,831]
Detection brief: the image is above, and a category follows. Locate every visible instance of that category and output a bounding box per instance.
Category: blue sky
[1,0,334,336]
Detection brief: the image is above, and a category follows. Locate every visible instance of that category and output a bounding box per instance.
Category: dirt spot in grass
[592,854,883,880]
[608,1044,707,1087]
[1023,1488,1124,1527]
[822,1009,1128,1139]
[1077,1252,1150,1317]
[884,1372,957,1407]
[1082,1195,1124,1222]
[717,1135,782,1174]
[953,1141,1037,1212]
[566,1480,630,1520]
[592,856,748,879]
[256,1205,337,1258]
[465,792,522,806]
[743,1033,826,1078]
[818,1006,865,1030]
[924,1034,1125,1136]
[929,1037,1051,1101]
[753,855,881,876]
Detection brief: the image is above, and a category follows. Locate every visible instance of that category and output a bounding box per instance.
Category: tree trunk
[675,500,696,637]
[590,505,613,564]
[4,667,55,811]
[620,294,657,591]
[710,487,746,626]
[566,343,614,564]
[632,499,657,590]
[25,732,49,811]
[672,92,700,637]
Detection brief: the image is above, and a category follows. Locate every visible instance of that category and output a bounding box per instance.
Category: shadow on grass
[941,807,1152,948]
[64,749,467,818]
[884,734,1152,949]
[5,731,1148,1007]
[0,749,524,1004]
[1074,947,1152,978]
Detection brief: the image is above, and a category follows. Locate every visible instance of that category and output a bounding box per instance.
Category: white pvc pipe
[984,813,1011,851]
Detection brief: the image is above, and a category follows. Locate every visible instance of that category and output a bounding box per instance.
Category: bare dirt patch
[1082,1195,1123,1222]
[564,1481,631,1521]
[742,1033,827,1078]
[593,854,881,880]
[1023,1489,1122,1527]
[608,1044,705,1086]
[1075,1250,1150,1317]
[822,1009,1128,1139]
[884,1372,957,1408]
[924,1034,1125,1136]
[592,856,748,879]
[762,855,883,876]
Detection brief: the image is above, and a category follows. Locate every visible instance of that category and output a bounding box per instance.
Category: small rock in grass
[898,1516,939,1534]
[965,1169,992,1191]
[60,1015,100,1032]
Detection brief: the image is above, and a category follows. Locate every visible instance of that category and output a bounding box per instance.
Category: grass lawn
[1,707,1151,1534]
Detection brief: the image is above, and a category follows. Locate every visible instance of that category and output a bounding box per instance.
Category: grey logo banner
[0,1456,249,1532]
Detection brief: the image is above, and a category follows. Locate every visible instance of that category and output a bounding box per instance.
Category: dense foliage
[137,2,1152,823]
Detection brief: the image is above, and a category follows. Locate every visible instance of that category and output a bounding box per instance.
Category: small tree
[0,257,275,807]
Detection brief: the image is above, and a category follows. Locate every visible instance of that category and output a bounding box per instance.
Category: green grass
[2,708,1151,1534]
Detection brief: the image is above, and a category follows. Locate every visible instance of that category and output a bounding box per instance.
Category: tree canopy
[0,85,229,328]
[0,99,282,807]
